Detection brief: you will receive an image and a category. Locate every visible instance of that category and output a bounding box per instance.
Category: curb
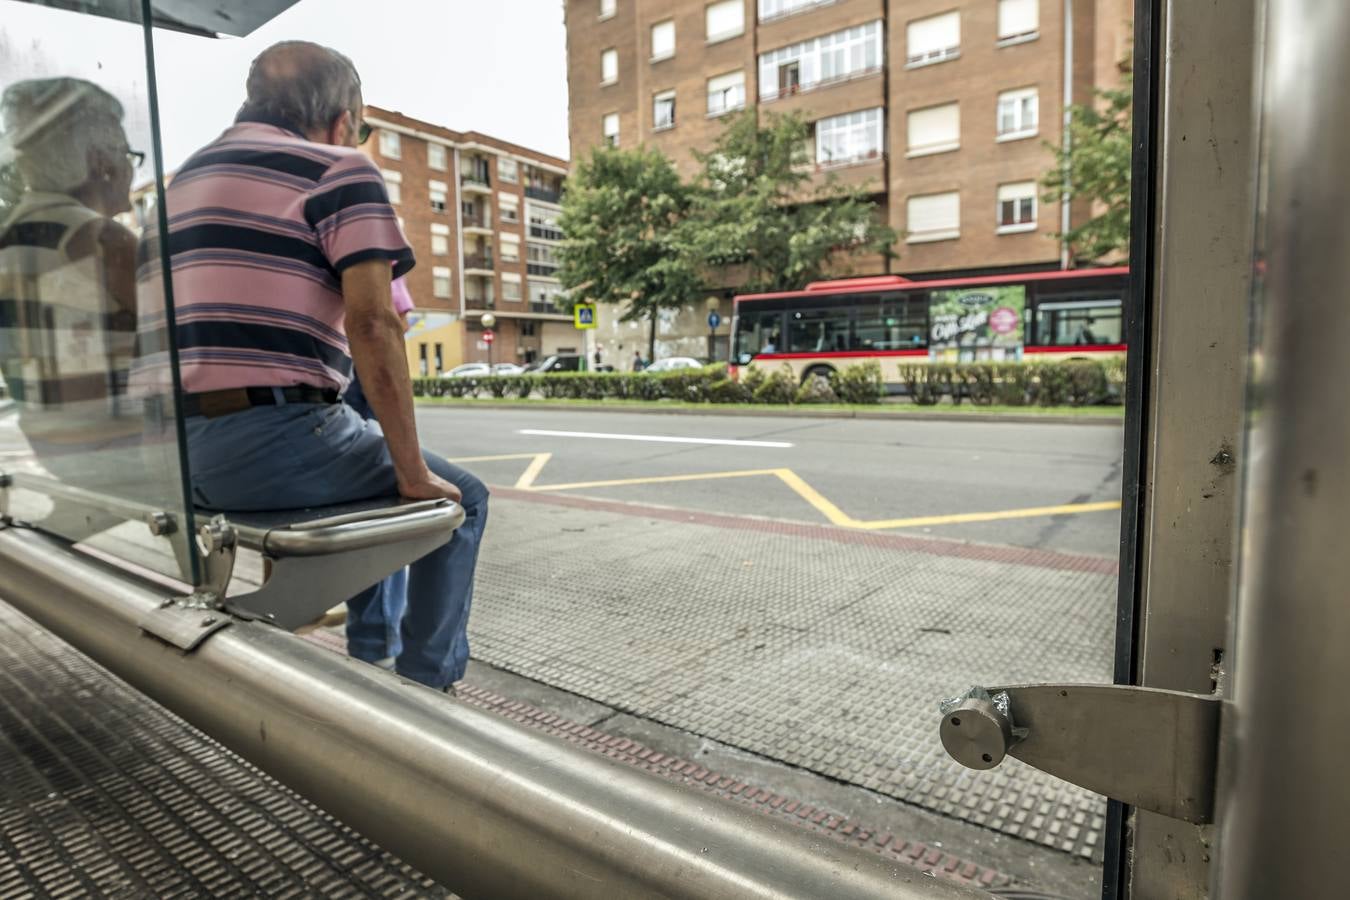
[415,399,1124,426]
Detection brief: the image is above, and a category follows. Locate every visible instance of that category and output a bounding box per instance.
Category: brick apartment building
[564,0,1133,362]
[360,106,576,375]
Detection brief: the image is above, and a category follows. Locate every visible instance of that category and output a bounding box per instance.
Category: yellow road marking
[513,452,553,490]
[451,453,1121,531]
[528,468,781,493]
[841,500,1121,531]
[448,453,546,464]
[770,468,856,527]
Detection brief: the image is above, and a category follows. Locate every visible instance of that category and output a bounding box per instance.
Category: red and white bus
[731,267,1129,383]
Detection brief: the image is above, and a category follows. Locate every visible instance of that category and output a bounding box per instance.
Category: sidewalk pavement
[469,488,1117,861]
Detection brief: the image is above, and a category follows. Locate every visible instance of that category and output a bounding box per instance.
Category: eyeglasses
[358,122,372,144]
[127,149,146,167]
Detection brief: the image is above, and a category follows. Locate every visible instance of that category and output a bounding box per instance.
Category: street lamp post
[481,312,496,367]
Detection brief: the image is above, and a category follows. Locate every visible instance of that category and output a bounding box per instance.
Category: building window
[1035,298,1124,346]
[529,207,563,241]
[418,342,428,376]
[427,143,447,171]
[997,87,1039,139]
[529,280,565,307]
[434,343,443,374]
[997,181,1038,232]
[906,102,960,157]
[707,70,746,116]
[907,191,961,243]
[502,275,523,301]
[432,266,453,298]
[431,223,451,256]
[651,20,675,60]
[758,0,836,21]
[498,158,518,183]
[501,235,521,262]
[814,107,884,166]
[381,169,402,205]
[600,0,616,19]
[706,0,745,42]
[997,0,1040,44]
[601,48,618,83]
[429,179,448,213]
[906,11,961,67]
[527,242,561,276]
[758,21,882,100]
[378,130,401,159]
[603,112,620,146]
[653,90,676,131]
[499,196,520,223]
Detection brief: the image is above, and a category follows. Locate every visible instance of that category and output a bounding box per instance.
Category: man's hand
[398,470,463,503]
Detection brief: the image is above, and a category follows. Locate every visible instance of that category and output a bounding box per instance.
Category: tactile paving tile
[471,496,1115,859]
[0,603,446,899]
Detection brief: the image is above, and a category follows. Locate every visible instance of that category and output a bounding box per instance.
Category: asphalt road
[415,406,1124,557]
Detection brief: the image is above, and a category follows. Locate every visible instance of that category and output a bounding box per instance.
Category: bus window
[853,294,927,350]
[735,310,784,360]
[1035,299,1123,346]
[787,309,850,353]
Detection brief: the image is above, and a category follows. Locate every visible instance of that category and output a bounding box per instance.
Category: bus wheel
[802,365,835,384]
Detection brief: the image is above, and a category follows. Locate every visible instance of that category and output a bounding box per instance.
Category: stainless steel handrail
[223,500,465,557]
[0,525,989,900]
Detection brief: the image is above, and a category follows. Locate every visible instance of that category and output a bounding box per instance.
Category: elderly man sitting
[142,42,487,691]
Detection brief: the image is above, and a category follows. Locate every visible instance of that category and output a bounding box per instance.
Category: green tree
[1043,77,1133,264]
[683,110,896,294]
[558,145,700,360]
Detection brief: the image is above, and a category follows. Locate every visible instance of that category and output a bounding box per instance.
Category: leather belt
[180,386,340,419]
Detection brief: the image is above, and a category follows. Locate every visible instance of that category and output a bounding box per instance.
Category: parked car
[491,363,526,376]
[524,354,584,374]
[644,356,704,373]
[441,363,490,379]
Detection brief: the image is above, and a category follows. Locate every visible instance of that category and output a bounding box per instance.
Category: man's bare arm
[342,259,460,502]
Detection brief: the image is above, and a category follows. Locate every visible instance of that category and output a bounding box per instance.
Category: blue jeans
[185,395,488,688]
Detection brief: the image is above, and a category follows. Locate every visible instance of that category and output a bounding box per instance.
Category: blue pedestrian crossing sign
[574,303,597,329]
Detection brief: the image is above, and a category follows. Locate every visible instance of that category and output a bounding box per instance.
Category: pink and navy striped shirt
[137,120,412,394]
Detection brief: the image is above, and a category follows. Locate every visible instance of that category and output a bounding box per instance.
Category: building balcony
[461,174,493,194]
[465,296,494,310]
[462,214,493,234]
[464,253,495,273]
[528,225,564,241]
[529,300,563,315]
[526,263,560,277]
[525,185,562,204]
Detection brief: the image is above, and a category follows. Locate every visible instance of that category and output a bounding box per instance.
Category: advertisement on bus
[927,286,1026,362]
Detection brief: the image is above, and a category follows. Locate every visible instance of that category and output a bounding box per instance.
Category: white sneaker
[373,657,396,671]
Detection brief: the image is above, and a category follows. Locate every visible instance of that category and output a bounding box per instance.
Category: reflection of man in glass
[0,78,147,528]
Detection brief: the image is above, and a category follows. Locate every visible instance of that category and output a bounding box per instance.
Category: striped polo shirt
[137,119,413,394]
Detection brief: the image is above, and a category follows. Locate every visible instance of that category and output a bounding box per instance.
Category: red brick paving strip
[491,486,1117,576]
[304,628,1015,890]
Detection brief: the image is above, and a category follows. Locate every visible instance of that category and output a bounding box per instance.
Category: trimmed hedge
[410,357,1124,407]
[898,356,1124,407]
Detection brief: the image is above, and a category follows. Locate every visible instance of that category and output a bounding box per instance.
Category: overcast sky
[0,0,571,173]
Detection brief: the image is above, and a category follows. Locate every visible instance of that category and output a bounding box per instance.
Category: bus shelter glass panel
[0,0,197,583]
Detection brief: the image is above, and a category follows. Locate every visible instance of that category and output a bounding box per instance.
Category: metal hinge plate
[940,683,1221,824]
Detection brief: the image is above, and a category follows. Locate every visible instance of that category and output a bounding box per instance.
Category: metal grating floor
[0,601,446,899]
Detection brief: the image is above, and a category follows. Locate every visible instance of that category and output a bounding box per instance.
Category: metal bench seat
[197,497,465,630]
[1,470,463,633]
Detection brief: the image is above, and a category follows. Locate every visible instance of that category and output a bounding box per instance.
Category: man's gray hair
[236,41,363,134]
[0,77,126,193]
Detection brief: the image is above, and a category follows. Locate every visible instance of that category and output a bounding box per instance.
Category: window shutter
[907,11,960,59]
[998,0,1039,39]
[908,192,961,234]
[907,103,960,151]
